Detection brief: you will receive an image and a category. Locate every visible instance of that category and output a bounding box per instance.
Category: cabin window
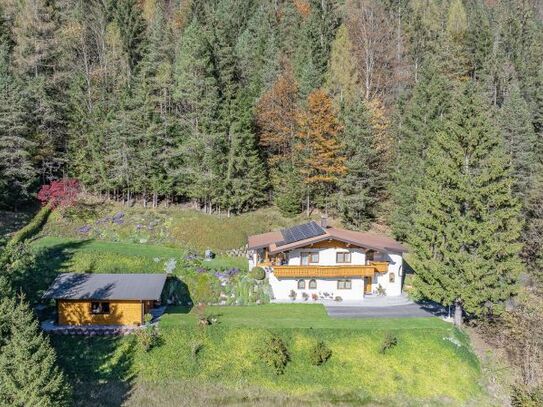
[301,252,319,265]
[366,250,375,263]
[297,280,305,289]
[308,279,317,289]
[337,280,352,289]
[389,273,395,283]
[91,301,110,315]
[336,251,351,263]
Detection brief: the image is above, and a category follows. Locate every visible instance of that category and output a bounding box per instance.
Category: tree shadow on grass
[10,239,93,304]
[50,333,137,407]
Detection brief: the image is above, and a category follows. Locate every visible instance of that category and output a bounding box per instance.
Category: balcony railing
[272,265,378,278]
[368,261,389,273]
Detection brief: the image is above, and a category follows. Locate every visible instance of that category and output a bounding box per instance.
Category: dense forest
[0,0,541,225]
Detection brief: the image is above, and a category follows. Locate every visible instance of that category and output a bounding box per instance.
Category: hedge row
[8,204,52,247]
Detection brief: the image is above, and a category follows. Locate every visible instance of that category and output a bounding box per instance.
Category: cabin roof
[42,273,167,301]
[248,222,407,254]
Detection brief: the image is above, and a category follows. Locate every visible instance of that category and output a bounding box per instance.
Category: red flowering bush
[37,179,81,208]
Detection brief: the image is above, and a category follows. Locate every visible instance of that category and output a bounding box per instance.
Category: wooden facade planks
[57,299,144,326]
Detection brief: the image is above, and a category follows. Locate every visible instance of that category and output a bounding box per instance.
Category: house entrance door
[364,277,372,294]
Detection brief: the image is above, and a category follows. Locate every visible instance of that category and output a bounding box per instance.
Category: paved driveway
[325,301,448,318]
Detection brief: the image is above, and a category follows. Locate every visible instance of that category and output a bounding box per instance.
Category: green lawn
[52,304,486,407]
[31,236,247,275]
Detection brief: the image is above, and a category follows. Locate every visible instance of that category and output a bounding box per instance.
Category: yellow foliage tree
[296,89,345,208]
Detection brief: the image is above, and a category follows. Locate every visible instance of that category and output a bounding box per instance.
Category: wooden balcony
[272,265,378,279]
[368,261,389,273]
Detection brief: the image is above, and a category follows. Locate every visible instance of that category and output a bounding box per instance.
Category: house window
[336,251,351,263]
[91,301,110,315]
[337,280,352,290]
[301,252,319,265]
[297,280,305,289]
[389,273,395,283]
[308,279,317,289]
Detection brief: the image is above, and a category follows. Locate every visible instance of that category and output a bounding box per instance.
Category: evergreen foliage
[409,83,522,323]
[0,292,71,407]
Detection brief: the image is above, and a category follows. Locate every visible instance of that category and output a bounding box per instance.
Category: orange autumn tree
[256,64,299,167]
[296,89,346,211]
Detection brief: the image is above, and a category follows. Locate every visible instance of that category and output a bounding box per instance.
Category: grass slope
[52,305,484,407]
[31,236,247,275]
[41,205,316,252]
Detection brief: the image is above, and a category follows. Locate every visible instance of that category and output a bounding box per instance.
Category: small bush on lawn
[379,331,398,354]
[135,325,161,352]
[259,334,290,375]
[249,266,265,280]
[310,341,332,366]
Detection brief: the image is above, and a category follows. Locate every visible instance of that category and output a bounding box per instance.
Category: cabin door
[364,277,372,294]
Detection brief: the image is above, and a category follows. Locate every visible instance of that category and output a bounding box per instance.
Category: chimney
[320,214,328,228]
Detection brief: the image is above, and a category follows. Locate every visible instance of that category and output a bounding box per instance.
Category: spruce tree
[337,96,383,229]
[497,80,538,201]
[222,94,268,214]
[391,62,452,240]
[409,83,522,326]
[0,44,35,208]
[0,291,70,406]
[12,0,66,182]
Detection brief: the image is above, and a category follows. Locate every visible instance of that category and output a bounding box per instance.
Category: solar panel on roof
[277,221,326,246]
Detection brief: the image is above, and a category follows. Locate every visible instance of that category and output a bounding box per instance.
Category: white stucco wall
[268,273,365,301]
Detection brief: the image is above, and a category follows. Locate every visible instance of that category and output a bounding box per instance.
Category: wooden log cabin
[42,273,167,326]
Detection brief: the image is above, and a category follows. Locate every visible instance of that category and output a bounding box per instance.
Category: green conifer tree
[391,62,452,240]
[0,291,71,406]
[337,97,383,229]
[497,80,538,201]
[409,83,522,326]
[0,44,35,208]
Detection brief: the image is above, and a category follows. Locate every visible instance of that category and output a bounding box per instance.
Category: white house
[247,219,407,302]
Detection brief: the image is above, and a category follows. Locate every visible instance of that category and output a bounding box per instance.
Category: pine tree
[0,292,71,406]
[391,62,452,240]
[409,83,522,326]
[0,44,35,208]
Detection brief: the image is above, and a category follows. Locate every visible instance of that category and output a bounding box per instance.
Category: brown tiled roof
[248,225,406,254]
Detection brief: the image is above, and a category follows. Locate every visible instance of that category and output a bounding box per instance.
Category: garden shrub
[289,290,297,301]
[379,331,398,354]
[135,325,161,352]
[302,292,309,301]
[259,333,290,375]
[310,341,332,366]
[8,204,51,247]
[249,266,265,280]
